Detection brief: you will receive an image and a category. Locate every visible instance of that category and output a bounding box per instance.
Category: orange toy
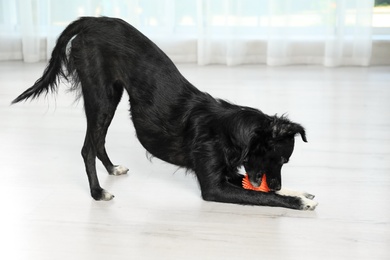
[242,174,270,192]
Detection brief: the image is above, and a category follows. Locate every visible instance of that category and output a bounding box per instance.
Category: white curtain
[0,0,375,66]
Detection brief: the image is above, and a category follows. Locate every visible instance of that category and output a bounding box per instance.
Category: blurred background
[0,0,389,66]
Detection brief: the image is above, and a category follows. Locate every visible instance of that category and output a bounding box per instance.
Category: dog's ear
[271,115,307,142]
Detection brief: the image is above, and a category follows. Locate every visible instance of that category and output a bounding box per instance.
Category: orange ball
[242,173,270,192]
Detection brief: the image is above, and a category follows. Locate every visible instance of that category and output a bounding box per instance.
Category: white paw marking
[112,165,129,176]
[276,188,315,200]
[101,189,115,201]
[276,188,318,210]
[300,196,318,211]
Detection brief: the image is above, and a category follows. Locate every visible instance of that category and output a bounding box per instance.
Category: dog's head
[243,116,307,191]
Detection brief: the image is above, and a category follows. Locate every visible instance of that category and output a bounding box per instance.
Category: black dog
[12,17,317,210]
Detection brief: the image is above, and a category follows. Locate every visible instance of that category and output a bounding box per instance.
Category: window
[373,0,390,37]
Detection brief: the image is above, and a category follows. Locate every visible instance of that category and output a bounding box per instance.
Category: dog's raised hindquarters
[12,17,318,210]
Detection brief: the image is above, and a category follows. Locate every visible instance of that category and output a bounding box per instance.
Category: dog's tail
[11,17,89,104]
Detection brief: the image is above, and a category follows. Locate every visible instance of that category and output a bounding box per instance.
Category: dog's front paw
[276,188,315,200]
[299,196,318,210]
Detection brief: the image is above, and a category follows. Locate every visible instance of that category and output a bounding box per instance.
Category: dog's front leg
[193,149,317,210]
[206,184,317,210]
[197,172,317,210]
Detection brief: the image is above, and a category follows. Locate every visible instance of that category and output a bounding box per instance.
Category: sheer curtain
[198,0,374,66]
[0,0,374,66]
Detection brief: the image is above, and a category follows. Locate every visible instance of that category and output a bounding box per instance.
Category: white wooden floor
[1,61,389,260]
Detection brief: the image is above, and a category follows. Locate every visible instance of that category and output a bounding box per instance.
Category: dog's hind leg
[82,131,114,201]
[93,108,129,177]
[81,80,126,200]
[93,85,129,176]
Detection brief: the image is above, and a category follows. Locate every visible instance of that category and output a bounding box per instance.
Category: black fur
[12,17,313,210]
